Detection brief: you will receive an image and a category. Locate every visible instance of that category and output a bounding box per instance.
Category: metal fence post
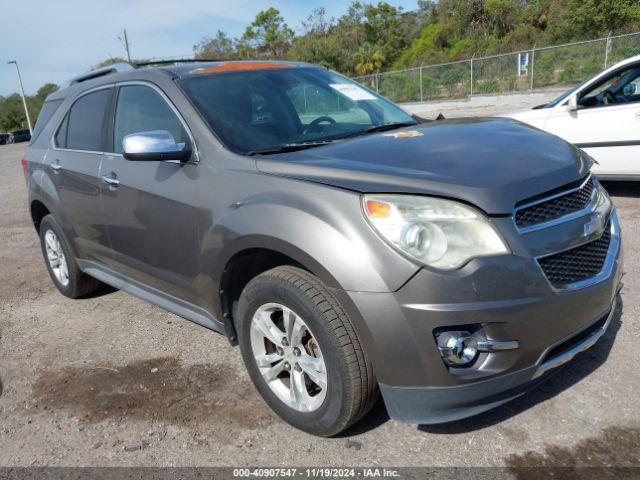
[375,73,379,93]
[419,65,424,102]
[529,47,536,90]
[470,57,474,97]
[604,32,612,69]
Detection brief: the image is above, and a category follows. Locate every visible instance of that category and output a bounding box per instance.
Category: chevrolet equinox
[23,60,622,436]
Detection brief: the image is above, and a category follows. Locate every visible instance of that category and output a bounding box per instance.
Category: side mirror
[567,95,579,112]
[122,130,191,162]
[624,83,637,96]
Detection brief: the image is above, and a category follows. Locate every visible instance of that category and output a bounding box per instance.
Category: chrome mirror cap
[122,130,190,162]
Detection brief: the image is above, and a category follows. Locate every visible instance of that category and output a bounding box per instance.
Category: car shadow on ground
[342,295,623,437]
[78,283,118,299]
[601,181,640,198]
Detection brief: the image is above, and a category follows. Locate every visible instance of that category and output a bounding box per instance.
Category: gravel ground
[0,142,638,469]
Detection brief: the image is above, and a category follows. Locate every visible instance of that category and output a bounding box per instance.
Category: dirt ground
[0,142,639,469]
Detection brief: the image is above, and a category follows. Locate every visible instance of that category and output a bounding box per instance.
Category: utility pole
[7,61,33,134]
[123,29,132,63]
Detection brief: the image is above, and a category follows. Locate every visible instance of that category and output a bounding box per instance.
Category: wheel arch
[30,199,51,233]
[215,235,345,345]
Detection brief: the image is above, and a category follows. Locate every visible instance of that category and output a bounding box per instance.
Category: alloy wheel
[44,229,69,287]
[250,302,328,412]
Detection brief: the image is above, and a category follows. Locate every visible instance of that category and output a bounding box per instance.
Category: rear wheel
[39,214,99,298]
[236,266,377,436]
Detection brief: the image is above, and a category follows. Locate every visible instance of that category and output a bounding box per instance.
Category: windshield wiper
[246,140,335,156]
[246,122,418,155]
[332,121,418,141]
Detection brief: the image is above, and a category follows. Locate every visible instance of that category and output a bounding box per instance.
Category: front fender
[210,188,419,294]
[194,179,420,322]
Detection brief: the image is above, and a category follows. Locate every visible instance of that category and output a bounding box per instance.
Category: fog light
[436,332,479,366]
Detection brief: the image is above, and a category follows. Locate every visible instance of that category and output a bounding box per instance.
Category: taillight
[21,156,27,178]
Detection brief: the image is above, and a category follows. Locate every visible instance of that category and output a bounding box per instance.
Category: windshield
[179,67,416,154]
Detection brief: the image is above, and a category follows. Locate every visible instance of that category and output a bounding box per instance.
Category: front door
[99,83,201,304]
[544,62,640,177]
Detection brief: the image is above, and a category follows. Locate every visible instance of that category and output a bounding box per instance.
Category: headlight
[363,195,509,270]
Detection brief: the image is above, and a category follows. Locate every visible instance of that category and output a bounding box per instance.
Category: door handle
[101,176,120,188]
[49,160,62,172]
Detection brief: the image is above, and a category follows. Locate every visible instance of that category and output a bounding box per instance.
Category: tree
[363,2,406,63]
[0,95,27,132]
[0,81,58,132]
[289,9,348,70]
[35,83,59,101]
[194,30,238,59]
[355,42,385,75]
[562,0,640,37]
[242,8,294,58]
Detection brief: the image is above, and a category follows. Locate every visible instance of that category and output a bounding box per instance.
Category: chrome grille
[537,220,611,289]
[515,177,595,229]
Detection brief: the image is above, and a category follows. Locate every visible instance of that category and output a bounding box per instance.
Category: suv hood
[255,117,590,215]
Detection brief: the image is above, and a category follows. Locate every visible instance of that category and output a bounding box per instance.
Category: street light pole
[7,60,33,134]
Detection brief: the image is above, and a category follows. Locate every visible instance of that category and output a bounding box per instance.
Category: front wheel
[236,266,377,436]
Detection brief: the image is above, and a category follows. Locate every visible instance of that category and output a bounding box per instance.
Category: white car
[505,54,640,180]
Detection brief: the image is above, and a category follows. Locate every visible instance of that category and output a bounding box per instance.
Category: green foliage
[355,42,385,75]
[0,83,59,133]
[92,57,128,69]
[363,2,406,64]
[288,7,363,74]
[242,7,294,58]
[395,23,451,66]
[562,0,640,37]
[194,30,238,59]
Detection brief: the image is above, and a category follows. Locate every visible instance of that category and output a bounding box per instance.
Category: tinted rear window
[63,88,111,151]
[31,99,63,142]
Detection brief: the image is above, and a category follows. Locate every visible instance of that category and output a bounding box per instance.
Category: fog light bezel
[434,327,520,370]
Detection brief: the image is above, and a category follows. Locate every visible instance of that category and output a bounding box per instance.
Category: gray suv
[24,60,622,436]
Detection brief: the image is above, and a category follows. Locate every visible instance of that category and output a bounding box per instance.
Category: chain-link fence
[353,31,640,103]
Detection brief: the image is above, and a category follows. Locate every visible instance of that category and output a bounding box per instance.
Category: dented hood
[255,117,590,215]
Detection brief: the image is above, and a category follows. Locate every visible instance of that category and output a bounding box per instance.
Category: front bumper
[380,301,616,424]
[331,209,623,424]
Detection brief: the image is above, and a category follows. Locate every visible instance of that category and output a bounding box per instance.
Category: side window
[113,85,187,154]
[63,89,111,151]
[579,64,640,109]
[32,99,62,142]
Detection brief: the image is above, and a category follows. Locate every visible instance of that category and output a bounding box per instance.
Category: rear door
[544,62,640,177]
[49,86,113,263]
[99,82,201,304]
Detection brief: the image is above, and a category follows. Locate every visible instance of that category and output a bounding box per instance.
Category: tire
[236,266,378,436]
[39,214,99,299]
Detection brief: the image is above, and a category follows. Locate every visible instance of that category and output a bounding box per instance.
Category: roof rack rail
[135,58,230,67]
[67,63,136,86]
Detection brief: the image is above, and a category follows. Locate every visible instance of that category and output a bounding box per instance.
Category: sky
[0,0,418,97]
